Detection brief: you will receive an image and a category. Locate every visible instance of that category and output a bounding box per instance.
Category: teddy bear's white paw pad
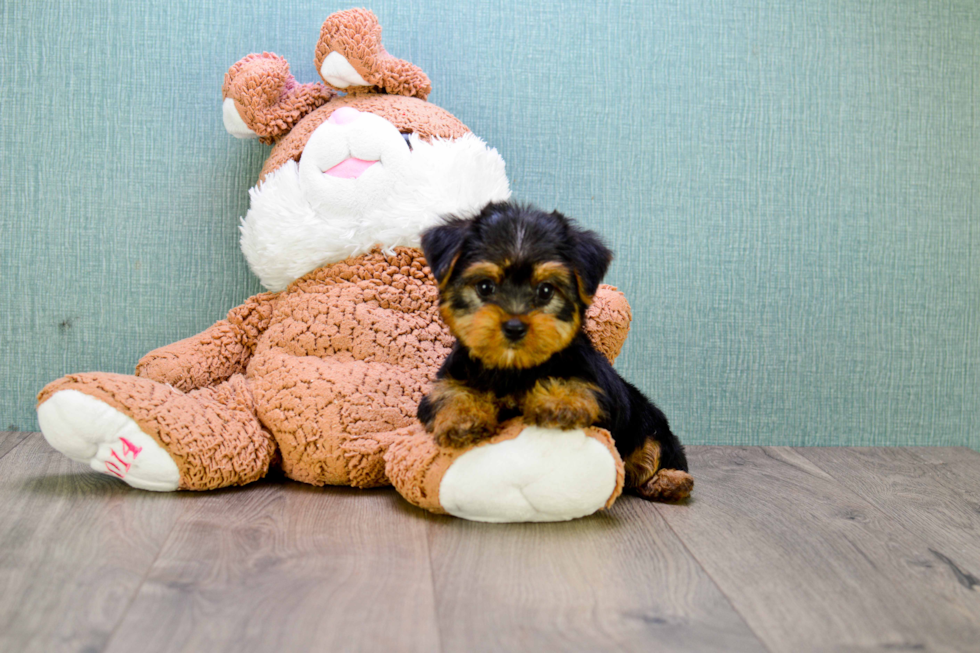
[37,390,180,491]
[439,426,618,523]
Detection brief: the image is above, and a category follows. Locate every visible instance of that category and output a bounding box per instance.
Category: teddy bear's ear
[314,9,432,100]
[421,218,472,285]
[222,53,336,145]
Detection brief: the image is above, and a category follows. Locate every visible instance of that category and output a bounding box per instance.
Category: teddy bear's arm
[223,53,336,145]
[135,292,277,392]
[584,284,633,363]
[315,9,431,100]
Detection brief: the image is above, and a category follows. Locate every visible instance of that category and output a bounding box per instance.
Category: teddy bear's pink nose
[327,107,362,126]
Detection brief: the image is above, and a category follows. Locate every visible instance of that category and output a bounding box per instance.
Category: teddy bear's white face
[298,108,417,212]
[239,107,511,292]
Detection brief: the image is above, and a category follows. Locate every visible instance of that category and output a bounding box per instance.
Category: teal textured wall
[2,1,978,446]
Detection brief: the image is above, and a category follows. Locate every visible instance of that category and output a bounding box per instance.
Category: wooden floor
[2,432,979,652]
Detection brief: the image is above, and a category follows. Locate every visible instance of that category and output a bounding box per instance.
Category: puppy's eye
[536,283,556,303]
[400,132,413,151]
[475,279,496,297]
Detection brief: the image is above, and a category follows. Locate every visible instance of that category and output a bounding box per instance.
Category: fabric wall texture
[2,1,978,447]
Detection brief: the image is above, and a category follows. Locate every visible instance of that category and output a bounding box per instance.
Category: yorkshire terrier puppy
[418,202,693,501]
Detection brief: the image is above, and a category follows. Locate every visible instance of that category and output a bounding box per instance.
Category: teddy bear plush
[36,8,635,522]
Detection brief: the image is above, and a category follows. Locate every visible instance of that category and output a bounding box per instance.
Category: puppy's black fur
[418,202,691,501]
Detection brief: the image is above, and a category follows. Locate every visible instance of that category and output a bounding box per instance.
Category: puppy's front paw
[423,379,498,448]
[432,412,496,448]
[523,379,603,430]
[524,403,596,430]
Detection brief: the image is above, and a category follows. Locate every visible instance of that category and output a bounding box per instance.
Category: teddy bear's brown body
[39,248,630,494]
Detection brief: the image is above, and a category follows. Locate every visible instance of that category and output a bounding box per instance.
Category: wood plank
[798,447,980,591]
[426,495,766,653]
[0,430,31,461]
[655,446,980,653]
[103,481,441,653]
[0,434,186,653]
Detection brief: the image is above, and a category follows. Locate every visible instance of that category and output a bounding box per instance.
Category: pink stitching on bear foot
[104,438,143,478]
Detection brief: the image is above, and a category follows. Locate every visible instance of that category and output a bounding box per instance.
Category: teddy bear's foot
[387,421,625,523]
[440,426,619,522]
[635,469,694,502]
[38,389,180,491]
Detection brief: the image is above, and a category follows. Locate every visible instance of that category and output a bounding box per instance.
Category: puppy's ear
[569,226,613,302]
[421,218,471,285]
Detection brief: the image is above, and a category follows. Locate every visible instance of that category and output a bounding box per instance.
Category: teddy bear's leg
[37,372,276,491]
[247,352,428,488]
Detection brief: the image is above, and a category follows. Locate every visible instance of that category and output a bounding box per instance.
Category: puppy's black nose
[502,318,528,341]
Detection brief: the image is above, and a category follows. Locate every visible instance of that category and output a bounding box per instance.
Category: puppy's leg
[625,438,694,502]
[420,379,498,448]
[622,392,693,502]
[522,378,603,430]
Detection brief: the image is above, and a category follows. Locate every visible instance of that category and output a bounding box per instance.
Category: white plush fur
[240,112,511,291]
[38,390,181,492]
[439,427,619,523]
